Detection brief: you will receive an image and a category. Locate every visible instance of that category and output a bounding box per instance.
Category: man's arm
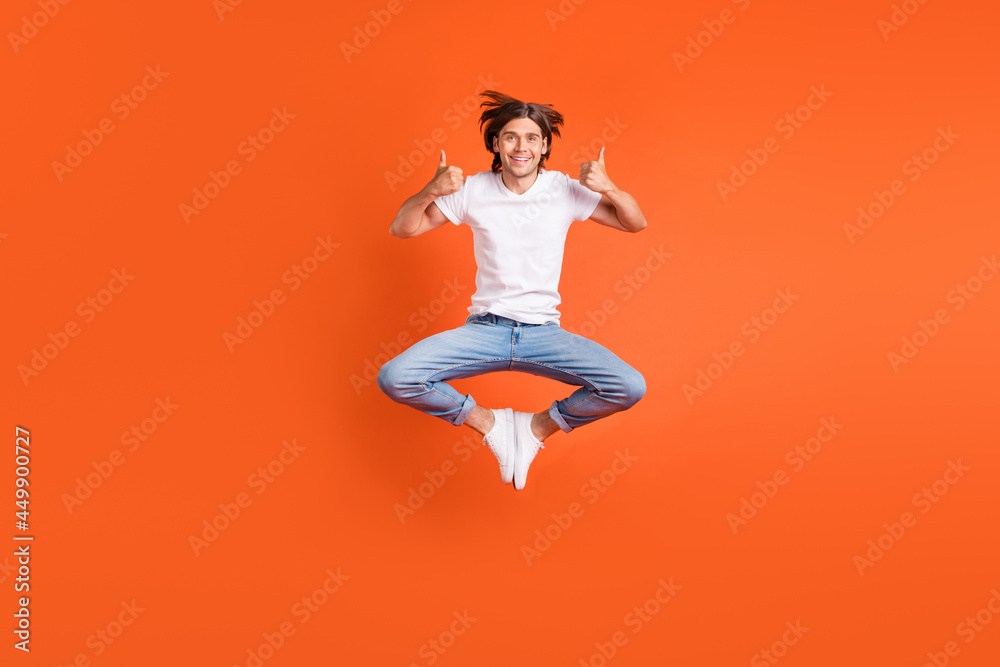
[389,150,463,239]
[579,147,647,233]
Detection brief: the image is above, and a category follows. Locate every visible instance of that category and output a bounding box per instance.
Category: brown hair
[478,90,564,173]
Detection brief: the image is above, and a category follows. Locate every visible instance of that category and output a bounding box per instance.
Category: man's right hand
[424,150,464,197]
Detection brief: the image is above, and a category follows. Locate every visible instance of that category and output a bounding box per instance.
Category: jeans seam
[429,386,466,411]
[509,329,515,369]
[422,360,505,413]
[418,358,507,388]
[511,359,604,394]
[564,392,600,412]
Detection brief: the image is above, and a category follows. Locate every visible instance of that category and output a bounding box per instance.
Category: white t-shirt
[434,169,602,325]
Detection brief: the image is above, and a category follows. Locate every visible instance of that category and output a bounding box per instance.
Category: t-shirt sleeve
[432,180,469,226]
[568,175,603,221]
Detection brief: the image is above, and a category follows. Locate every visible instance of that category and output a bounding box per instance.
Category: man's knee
[376,359,398,398]
[620,368,646,408]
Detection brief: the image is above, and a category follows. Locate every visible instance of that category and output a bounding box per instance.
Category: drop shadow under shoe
[483,408,516,484]
[513,411,545,491]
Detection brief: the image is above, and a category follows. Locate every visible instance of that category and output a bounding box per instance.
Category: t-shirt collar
[495,169,545,198]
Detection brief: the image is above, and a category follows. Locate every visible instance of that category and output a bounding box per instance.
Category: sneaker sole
[513,412,526,491]
[513,429,523,490]
[513,412,545,491]
[502,408,515,485]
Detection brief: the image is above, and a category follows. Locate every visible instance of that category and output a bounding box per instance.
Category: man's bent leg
[511,323,646,433]
[376,316,510,429]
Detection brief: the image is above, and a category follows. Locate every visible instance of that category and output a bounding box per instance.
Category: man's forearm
[604,187,647,232]
[390,188,436,238]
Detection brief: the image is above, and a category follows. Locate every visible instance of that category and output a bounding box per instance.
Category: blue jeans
[377,313,645,432]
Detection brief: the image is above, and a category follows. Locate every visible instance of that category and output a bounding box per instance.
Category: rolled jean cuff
[548,400,573,433]
[452,394,477,427]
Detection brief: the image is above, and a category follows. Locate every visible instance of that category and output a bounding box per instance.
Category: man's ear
[492,136,498,153]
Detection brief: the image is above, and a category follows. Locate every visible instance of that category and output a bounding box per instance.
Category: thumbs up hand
[579,146,613,194]
[425,150,464,197]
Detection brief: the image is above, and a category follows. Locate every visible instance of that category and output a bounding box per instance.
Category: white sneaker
[483,408,516,484]
[513,411,545,491]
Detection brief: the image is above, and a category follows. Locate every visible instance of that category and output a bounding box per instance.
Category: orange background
[3,0,999,665]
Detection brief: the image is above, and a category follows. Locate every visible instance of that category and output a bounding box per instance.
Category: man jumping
[378,90,647,491]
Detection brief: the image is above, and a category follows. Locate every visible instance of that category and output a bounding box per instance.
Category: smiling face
[492,117,549,177]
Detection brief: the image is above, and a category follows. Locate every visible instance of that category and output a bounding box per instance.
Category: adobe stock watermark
[852,458,970,576]
[726,416,844,534]
[7,0,73,54]
[567,116,629,168]
[340,0,414,63]
[844,126,959,244]
[393,432,483,524]
[919,588,1000,667]
[61,397,179,514]
[223,236,338,352]
[53,600,145,665]
[672,0,752,73]
[682,288,799,405]
[544,0,587,31]
[17,268,134,386]
[564,245,672,338]
[521,449,639,566]
[877,0,931,41]
[406,611,477,667]
[213,0,246,20]
[350,276,467,394]
[750,620,809,667]
[887,254,997,372]
[232,567,349,667]
[13,546,30,652]
[179,106,295,223]
[716,85,833,202]
[188,439,306,556]
[52,66,169,182]
[384,75,502,192]
[577,578,682,667]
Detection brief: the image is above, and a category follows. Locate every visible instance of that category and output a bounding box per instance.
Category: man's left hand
[579,146,614,194]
